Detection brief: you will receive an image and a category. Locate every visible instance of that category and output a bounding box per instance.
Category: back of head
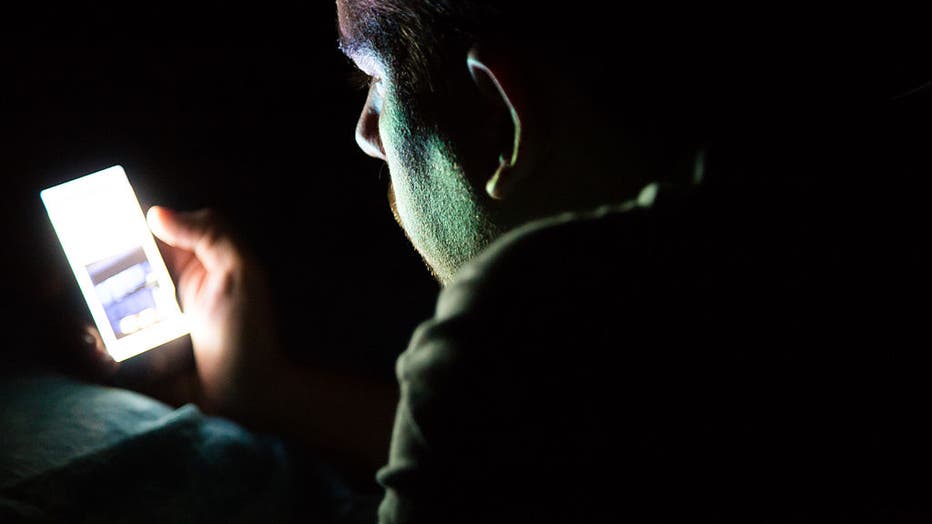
[342,2,928,186]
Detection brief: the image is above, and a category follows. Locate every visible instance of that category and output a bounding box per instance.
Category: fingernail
[147,207,170,233]
[146,206,160,223]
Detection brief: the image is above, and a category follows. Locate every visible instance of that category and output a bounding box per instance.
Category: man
[139,2,928,523]
[3,2,922,522]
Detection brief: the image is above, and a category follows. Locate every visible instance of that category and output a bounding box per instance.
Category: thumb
[147,206,240,273]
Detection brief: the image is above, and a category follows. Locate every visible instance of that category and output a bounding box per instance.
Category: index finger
[147,206,241,274]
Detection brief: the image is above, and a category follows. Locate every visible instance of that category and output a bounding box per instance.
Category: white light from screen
[41,166,188,362]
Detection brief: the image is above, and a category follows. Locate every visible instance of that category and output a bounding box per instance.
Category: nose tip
[355,116,385,160]
[355,91,386,161]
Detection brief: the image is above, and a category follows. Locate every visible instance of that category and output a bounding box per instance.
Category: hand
[75,324,121,381]
[76,324,201,408]
[146,206,285,420]
[149,206,397,476]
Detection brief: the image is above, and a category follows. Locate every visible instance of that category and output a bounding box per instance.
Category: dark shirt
[376,180,914,523]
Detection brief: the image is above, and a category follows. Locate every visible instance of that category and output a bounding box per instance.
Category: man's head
[337,1,521,285]
[335,1,880,284]
[337,1,681,284]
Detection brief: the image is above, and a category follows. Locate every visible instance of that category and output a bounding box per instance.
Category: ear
[467,46,526,200]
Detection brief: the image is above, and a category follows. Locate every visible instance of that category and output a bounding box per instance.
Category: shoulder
[381,184,718,522]
[381,180,905,522]
[395,185,685,410]
[396,178,832,385]
[437,199,657,322]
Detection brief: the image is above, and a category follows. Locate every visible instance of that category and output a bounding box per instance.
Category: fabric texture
[376,180,908,523]
[0,371,367,523]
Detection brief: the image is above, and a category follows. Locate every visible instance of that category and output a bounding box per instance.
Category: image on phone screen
[40,165,188,362]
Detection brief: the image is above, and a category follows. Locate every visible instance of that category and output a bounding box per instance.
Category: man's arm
[145,206,397,480]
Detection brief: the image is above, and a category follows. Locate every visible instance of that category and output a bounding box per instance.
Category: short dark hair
[340,2,729,102]
[339,2,751,161]
[346,4,906,115]
[341,2,927,182]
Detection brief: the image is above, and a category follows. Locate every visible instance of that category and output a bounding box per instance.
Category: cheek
[379,99,415,204]
[379,101,440,241]
[376,93,461,232]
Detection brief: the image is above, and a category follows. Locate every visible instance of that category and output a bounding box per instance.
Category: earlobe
[485,154,513,200]
[467,47,525,200]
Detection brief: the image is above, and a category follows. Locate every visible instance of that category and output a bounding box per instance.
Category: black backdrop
[2,3,929,378]
[2,2,439,378]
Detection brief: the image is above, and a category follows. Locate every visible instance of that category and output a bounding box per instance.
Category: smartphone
[40,165,188,362]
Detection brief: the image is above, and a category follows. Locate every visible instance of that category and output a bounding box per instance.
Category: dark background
[1,3,929,380]
[2,1,439,378]
[2,5,930,518]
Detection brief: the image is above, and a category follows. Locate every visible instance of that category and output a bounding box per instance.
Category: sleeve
[376,312,537,524]
[374,223,630,524]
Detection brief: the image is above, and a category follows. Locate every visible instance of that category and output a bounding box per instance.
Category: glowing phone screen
[41,165,188,362]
